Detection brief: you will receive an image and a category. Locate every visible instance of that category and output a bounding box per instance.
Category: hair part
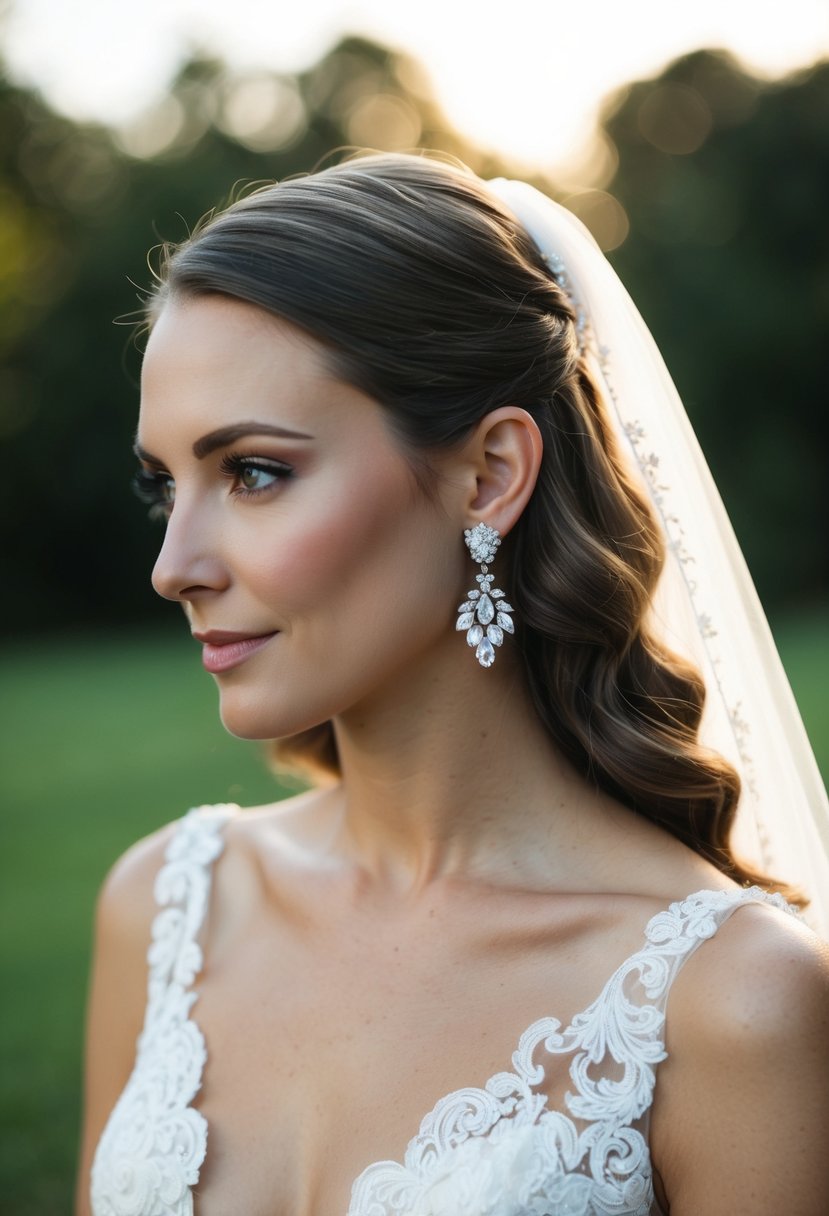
[149,151,801,904]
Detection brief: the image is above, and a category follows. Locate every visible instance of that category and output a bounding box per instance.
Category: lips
[192,630,278,674]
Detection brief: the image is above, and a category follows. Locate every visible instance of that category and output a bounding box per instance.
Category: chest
[179,900,640,1216]
[91,858,682,1216]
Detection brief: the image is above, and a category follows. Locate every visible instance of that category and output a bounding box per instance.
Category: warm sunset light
[4,0,828,174]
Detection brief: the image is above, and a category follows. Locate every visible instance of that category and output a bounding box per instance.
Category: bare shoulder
[96,819,180,940]
[186,787,339,948]
[97,788,336,935]
[670,899,829,1038]
[91,799,269,1008]
[651,899,829,1215]
[86,815,189,1057]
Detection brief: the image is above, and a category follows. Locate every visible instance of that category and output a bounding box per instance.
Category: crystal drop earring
[455,523,515,668]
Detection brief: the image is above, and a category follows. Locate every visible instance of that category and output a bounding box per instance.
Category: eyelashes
[217,452,294,493]
[132,468,174,523]
[131,453,294,523]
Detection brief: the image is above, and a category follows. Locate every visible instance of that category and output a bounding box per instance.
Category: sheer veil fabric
[486,178,829,937]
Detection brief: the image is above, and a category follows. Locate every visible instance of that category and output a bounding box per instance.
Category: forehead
[142,295,329,404]
[139,295,379,444]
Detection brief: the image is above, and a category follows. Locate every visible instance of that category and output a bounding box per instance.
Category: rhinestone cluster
[463,522,501,565]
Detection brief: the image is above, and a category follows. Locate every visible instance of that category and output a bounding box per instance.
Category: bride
[77,153,829,1216]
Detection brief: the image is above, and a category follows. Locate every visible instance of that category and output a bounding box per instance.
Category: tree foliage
[605,49,829,601]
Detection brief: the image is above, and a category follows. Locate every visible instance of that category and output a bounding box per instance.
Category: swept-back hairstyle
[149,151,796,898]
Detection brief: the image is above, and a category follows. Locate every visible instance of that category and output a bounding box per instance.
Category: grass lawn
[1,612,826,1213]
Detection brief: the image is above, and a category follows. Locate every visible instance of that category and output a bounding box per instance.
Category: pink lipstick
[193,631,278,674]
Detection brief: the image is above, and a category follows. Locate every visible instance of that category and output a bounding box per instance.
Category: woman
[78,153,829,1216]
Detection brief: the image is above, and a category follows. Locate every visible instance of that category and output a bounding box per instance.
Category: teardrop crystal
[467,624,483,647]
[497,611,514,633]
[477,594,495,624]
[487,624,504,647]
[476,638,496,667]
[457,601,474,613]
[456,612,474,630]
[497,602,513,613]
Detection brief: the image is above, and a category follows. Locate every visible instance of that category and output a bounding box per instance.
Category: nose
[151,504,229,603]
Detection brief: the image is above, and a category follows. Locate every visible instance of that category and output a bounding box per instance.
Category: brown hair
[151,151,797,899]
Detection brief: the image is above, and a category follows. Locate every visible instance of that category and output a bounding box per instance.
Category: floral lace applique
[347,887,797,1216]
[90,805,237,1216]
[90,811,797,1216]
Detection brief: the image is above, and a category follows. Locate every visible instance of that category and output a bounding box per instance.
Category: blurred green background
[1,27,827,1215]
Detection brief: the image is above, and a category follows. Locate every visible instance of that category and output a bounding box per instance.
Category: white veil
[487,177,829,936]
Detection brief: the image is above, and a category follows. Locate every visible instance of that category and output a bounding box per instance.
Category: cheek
[262,472,458,657]
[216,476,460,739]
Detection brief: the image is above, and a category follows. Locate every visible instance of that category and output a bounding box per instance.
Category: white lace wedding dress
[89,805,798,1216]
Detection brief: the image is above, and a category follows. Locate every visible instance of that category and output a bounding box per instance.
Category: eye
[239,464,276,491]
[219,454,293,497]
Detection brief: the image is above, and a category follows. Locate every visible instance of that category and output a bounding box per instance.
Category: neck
[330,634,600,893]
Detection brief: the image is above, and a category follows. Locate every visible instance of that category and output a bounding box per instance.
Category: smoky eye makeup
[217,452,295,495]
[131,451,295,522]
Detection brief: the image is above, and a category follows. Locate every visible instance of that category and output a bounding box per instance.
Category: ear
[459,407,543,537]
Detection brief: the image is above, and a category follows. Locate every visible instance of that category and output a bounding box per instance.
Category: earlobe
[466,406,543,537]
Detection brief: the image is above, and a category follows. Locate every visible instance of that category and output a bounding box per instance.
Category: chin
[218,707,297,742]
[216,689,325,743]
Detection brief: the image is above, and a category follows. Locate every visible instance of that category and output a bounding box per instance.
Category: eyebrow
[133,421,314,466]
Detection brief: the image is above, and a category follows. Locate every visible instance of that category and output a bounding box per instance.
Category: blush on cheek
[260,467,423,609]
[215,504,454,740]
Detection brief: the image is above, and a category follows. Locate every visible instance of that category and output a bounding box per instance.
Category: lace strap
[562,886,799,1125]
[635,886,798,1002]
[90,806,237,1215]
[145,804,237,1005]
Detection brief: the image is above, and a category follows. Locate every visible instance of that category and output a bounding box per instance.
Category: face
[137,295,463,740]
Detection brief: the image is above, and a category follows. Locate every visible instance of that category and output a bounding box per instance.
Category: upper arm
[650,905,829,1215]
[74,825,175,1216]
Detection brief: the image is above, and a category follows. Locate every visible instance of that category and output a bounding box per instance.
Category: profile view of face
[136,296,460,740]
